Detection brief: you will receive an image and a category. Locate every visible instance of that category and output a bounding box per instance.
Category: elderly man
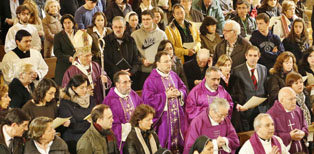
[183,49,211,90]
[267,87,308,153]
[0,109,30,154]
[213,20,251,68]
[184,98,239,154]
[77,104,119,154]
[239,113,289,153]
[185,66,233,124]
[142,51,187,153]
[103,71,142,151]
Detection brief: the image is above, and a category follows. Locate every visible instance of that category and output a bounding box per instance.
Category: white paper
[302,76,308,82]
[308,132,314,141]
[52,117,71,129]
[183,42,198,49]
[311,88,314,96]
[121,123,132,141]
[192,22,202,30]
[243,96,267,109]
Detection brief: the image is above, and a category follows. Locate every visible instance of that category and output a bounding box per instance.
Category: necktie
[251,69,257,89]
[8,138,13,153]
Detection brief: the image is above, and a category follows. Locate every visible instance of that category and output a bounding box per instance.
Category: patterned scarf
[281,15,290,38]
[296,92,311,125]
[68,88,90,108]
[295,36,308,53]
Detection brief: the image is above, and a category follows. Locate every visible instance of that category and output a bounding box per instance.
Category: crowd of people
[0,0,314,153]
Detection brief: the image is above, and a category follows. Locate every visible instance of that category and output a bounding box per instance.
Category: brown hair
[269,52,298,75]
[23,0,41,25]
[215,54,232,67]
[256,13,270,23]
[245,45,261,56]
[92,11,108,27]
[281,0,295,14]
[91,104,110,123]
[285,72,302,87]
[130,104,155,127]
[0,85,9,100]
[28,117,53,142]
[260,0,280,9]
[287,18,308,43]
[151,7,164,21]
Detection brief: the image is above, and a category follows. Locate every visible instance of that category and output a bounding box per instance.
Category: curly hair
[130,104,155,127]
[32,78,59,104]
[269,51,298,75]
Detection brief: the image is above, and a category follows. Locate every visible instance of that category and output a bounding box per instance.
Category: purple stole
[249,133,281,154]
[285,111,304,152]
[119,96,135,122]
[207,92,221,107]
[160,75,183,153]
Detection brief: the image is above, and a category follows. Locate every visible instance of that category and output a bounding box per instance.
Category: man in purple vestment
[184,98,239,154]
[186,66,233,124]
[103,71,142,152]
[142,52,187,154]
[267,87,308,153]
[62,30,111,104]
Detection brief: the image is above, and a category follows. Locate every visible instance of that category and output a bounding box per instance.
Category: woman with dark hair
[199,16,222,56]
[54,14,77,86]
[257,0,281,18]
[24,117,69,154]
[0,85,11,119]
[87,12,113,65]
[152,7,166,31]
[123,104,161,154]
[157,40,188,88]
[189,136,213,154]
[58,74,96,154]
[125,11,140,35]
[106,0,133,24]
[299,47,314,88]
[282,18,309,62]
[22,78,59,120]
[267,51,298,108]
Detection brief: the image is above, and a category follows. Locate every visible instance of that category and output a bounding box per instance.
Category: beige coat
[42,14,62,57]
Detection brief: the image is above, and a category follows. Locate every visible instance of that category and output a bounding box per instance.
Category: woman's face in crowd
[129,15,139,29]
[73,81,89,97]
[282,57,293,72]
[95,15,105,28]
[63,18,74,33]
[294,21,303,36]
[115,0,124,4]
[163,43,174,58]
[153,12,162,24]
[200,141,214,154]
[219,60,232,77]
[206,24,217,34]
[291,79,304,94]
[48,2,59,15]
[307,52,314,66]
[138,113,153,131]
[285,6,295,19]
[267,0,277,8]
[0,92,11,109]
[44,87,56,103]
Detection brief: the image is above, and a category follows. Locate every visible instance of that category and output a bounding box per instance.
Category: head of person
[282,1,295,19]
[61,14,76,33]
[270,51,297,74]
[0,85,10,110]
[245,46,261,68]
[255,13,270,34]
[203,0,213,7]
[236,0,250,19]
[254,113,275,140]
[23,1,40,25]
[4,109,30,137]
[152,7,164,24]
[223,20,241,42]
[125,12,139,29]
[278,87,297,111]
[91,104,113,130]
[16,63,36,86]
[28,117,55,144]
[112,16,126,38]
[299,47,314,69]
[288,18,308,40]
[130,104,155,131]
[172,4,186,23]
[261,0,279,8]
[190,136,213,154]
[141,10,154,30]
[197,49,210,68]
[142,0,152,6]
[44,0,60,16]
[113,71,132,95]
[209,98,229,123]
[215,54,232,78]
[85,0,98,10]
[74,30,93,66]
[155,51,172,74]
[92,12,108,29]
[15,30,32,51]
[205,66,221,91]
[200,16,217,35]
[32,78,59,104]
[285,72,304,94]
[65,75,90,97]
[115,0,127,5]
[180,0,192,11]
[158,40,175,58]
[16,5,31,24]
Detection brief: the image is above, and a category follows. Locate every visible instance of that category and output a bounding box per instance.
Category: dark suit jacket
[8,78,34,108]
[183,58,207,90]
[59,0,80,16]
[53,30,76,85]
[0,125,25,154]
[213,36,251,68]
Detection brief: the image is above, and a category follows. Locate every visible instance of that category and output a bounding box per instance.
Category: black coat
[183,58,207,90]
[266,72,286,108]
[282,38,309,63]
[53,30,76,86]
[106,1,133,24]
[0,125,25,154]
[59,0,80,16]
[24,136,69,154]
[123,128,160,154]
[8,78,34,108]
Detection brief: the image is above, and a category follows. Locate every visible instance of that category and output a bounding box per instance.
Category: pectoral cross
[288,120,295,130]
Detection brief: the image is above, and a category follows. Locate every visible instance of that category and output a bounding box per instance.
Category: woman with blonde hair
[215,54,232,91]
[22,0,44,38]
[0,85,11,118]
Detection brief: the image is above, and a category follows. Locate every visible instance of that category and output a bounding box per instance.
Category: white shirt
[114,87,129,98]
[2,125,13,148]
[10,0,19,19]
[93,26,107,39]
[34,140,53,154]
[246,62,258,83]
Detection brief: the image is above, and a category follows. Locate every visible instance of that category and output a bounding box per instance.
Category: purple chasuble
[183,109,239,154]
[186,79,234,124]
[103,88,142,152]
[142,69,187,153]
[249,132,281,154]
[62,60,112,104]
[267,101,308,153]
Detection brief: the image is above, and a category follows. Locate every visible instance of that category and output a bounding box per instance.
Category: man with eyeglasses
[103,71,142,152]
[184,98,239,154]
[142,51,187,153]
[185,66,234,124]
[213,20,251,68]
[131,10,167,90]
[267,87,309,154]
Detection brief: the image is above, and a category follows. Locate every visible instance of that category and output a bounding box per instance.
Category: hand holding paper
[52,117,71,129]
[242,96,267,109]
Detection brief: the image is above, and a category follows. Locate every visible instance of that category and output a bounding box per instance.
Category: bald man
[267,87,308,153]
[184,48,211,90]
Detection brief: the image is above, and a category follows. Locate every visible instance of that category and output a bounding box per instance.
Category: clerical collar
[114,87,129,98]
[205,82,217,92]
[259,136,270,142]
[13,47,30,59]
[208,114,219,126]
[156,69,170,77]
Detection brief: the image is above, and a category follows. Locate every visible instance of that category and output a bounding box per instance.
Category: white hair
[225,20,241,35]
[209,98,230,112]
[197,48,210,59]
[253,113,273,131]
